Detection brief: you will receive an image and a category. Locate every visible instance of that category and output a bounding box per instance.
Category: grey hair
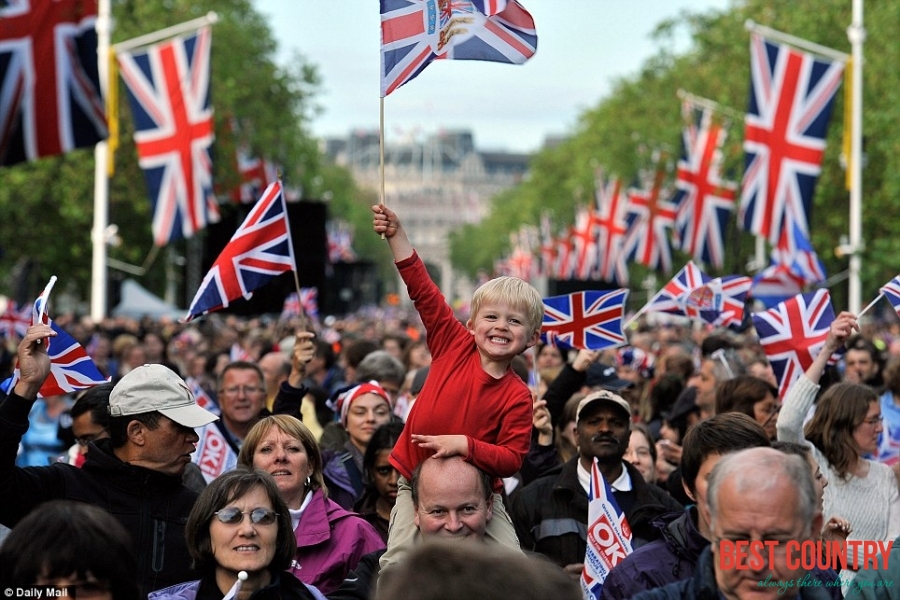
[708,447,817,538]
[356,350,407,386]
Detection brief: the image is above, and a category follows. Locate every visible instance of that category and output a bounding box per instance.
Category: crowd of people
[3,205,900,599]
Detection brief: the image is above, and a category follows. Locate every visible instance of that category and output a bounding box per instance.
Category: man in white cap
[0,324,218,597]
[511,389,681,578]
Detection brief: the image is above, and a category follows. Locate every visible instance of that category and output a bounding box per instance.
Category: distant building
[323,129,532,302]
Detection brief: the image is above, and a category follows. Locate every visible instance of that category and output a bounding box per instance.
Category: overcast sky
[254,1,732,153]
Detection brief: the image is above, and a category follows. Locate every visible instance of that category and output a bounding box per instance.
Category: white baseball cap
[576,390,631,425]
[109,364,218,428]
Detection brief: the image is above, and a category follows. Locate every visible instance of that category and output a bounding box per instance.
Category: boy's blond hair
[470,276,544,335]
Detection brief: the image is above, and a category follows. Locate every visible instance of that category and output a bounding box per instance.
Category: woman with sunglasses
[238,415,384,595]
[149,468,325,600]
[777,311,900,584]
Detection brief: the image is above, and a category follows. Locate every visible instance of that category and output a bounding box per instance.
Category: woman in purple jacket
[238,415,385,595]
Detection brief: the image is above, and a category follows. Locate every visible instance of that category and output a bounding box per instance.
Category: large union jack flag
[751,289,837,398]
[672,102,737,269]
[380,0,537,96]
[639,261,711,317]
[117,27,219,246]
[592,174,629,285]
[738,33,844,246]
[683,275,752,330]
[622,169,677,274]
[541,289,628,351]
[0,0,107,166]
[184,181,296,322]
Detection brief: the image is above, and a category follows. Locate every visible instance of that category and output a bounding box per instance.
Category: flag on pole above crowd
[541,289,628,351]
[622,167,677,274]
[636,261,711,319]
[183,181,296,323]
[751,289,838,398]
[592,173,630,286]
[738,32,844,247]
[117,26,219,246]
[0,0,107,166]
[672,100,737,269]
[380,0,537,96]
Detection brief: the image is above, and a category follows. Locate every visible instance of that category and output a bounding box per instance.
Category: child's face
[467,301,539,362]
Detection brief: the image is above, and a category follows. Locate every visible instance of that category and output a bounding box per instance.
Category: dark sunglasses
[214,507,279,525]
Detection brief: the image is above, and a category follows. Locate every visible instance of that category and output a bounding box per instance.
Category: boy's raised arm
[372,204,414,262]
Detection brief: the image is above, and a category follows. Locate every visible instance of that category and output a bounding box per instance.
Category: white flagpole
[847,0,865,314]
[90,0,111,322]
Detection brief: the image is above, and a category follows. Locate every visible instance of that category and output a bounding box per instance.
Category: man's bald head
[412,457,493,541]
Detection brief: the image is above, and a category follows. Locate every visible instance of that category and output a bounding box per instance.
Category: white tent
[111,279,184,320]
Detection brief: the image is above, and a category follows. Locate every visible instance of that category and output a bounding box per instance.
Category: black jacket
[631,546,837,600]
[0,391,199,597]
[510,456,682,568]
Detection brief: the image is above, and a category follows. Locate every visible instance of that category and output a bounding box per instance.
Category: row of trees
[449,0,900,312]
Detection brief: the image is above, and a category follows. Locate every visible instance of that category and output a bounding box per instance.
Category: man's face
[137,415,200,476]
[694,359,719,411]
[72,411,109,457]
[219,368,266,430]
[576,403,630,464]
[414,462,493,541]
[710,477,815,600]
[844,349,878,384]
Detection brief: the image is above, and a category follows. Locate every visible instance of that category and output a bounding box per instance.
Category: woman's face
[624,430,657,484]
[372,449,400,506]
[251,426,313,507]
[559,419,577,449]
[209,485,277,578]
[805,452,828,512]
[751,393,780,440]
[537,345,564,370]
[345,394,392,451]
[852,401,883,456]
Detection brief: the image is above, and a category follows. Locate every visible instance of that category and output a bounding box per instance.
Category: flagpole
[113,12,219,52]
[379,97,386,239]
[857,293,881,319]
[744,20,849,62]
[847,0,865,314]
[90,0,111,322]
[676,89,743,122]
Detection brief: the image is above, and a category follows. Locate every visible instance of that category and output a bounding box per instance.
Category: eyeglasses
[862,415,884,426]
[214,507,279,525]
[221,385,266,396]
[75,429,108,447]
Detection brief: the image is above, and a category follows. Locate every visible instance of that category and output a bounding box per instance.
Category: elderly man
[512,389,682,578]
[0,324,218,596]
[632,447,832,600]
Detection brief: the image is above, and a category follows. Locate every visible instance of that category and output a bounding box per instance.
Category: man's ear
[413,506,421,530]
[683,480,697,503]
[485,495,494,522]
[126,420,146,446]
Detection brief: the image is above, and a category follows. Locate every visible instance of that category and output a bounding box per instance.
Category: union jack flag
[554,229,575,280]
[622,168,677,273]
[538,212,556,279]
[751,223,826,308]
[117,27,219,246]
[2,278,108,398]
[327,220,357,264]
[879,276,900,318]
[683,275,752,330]
[751,289,837,398]
[0,301,30,339]
[186,376,219,415]
[541,289,628,351]
[592,173,629,285]
[771,222,826,284]
[571,207,598,280]
[282,288,319,322]
[581,457,632,599]
[231,149,276,204]
[738,33,844,246]
[183,181,296,322]
[380,0,537,96]
[639,261,710,317]
[0,0,107,166]
[672,102,737,269]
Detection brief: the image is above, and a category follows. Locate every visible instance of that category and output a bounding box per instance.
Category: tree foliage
[449,0,899,311]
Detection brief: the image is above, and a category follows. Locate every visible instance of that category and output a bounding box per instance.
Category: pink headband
[337,381,391,426]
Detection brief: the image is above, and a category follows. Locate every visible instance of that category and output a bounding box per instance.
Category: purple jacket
[291,489,385,595]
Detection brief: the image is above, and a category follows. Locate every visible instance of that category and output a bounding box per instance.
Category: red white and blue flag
[751,223,826,308]
[2,277,108,398]
[0,301,31,339]
[639,261,711,317]
[738,33,844,246]
[380,0,537,96]
[622,169,677,274]
[183,181,296,322]
[581,457,633,600]
[571,207,598,280]
[672,102,737,269]
[879,276,900,319]
[538,212,556,279]
[683,275,753,330]
[282,288,319,322]
[541,289,628,351]
[117,27,219,246]
[231,149,276,205]
[554,230,575,280]
[592,174,629,285]
[751,289,838,398]
[0,0,107,166]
